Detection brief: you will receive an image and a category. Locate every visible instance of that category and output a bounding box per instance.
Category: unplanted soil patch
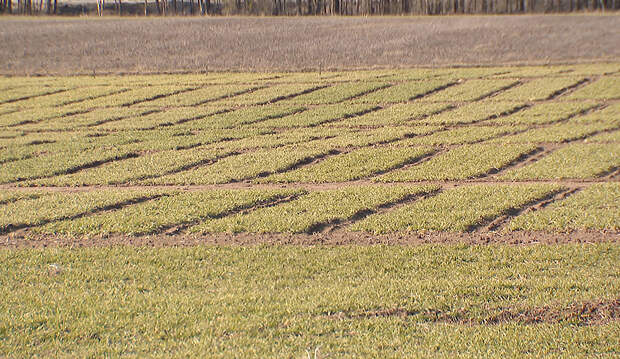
[324,298,620,326]
[2,230,618,248]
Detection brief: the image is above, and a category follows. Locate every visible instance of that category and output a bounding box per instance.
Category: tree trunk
[144,0,147,15]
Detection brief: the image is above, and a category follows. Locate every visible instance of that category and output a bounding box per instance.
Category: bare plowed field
[1,15,619,75]
[1,64,619,246]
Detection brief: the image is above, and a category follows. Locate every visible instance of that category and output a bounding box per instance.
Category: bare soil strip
[1,177,617,193]
[1,230,617,248]
[323,298,620,326]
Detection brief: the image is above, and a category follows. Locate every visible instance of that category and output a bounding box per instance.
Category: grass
[352,184,562,233]
[420,79,518,102]
[1,66,620,358]
[561,63,620,76]
[0,147,134,184]
[493,66,576,78]
[0,106,78,127]
[193,185,437,233]
[419,101,524,125]
[30,147,230,186]
[571,102,620,124]
[260,146,435,183]
[509,183,620,231]
[0,130,103,148]
[91,107,223,130]
[206,127,343,151]
[488,102,597,125]
[116,128,263,152]
[138,84,259,107]
[15,107,151,131]
[0,190,43,205]
[396,125,519,145]
[0,189,163,234]
[38,189,299,236]
[5,86,127,109]
[500,143,620,180]
[351,79,454,103]
[564,77,620,100]
[144,145,332,185]
[251,103,375,128]
[174,104,304,130]
[489,121,618,143]
[280,82,388,105]
[319,126,439,148]
[588,129,620,143]
[490,77,584,101]
[0,85,69,104]
[212,83,323,106]
[73,85,195,108]
[378,144,537,181]
[335,103,450,127]
[0,137,92,164]
[0,245,617,357]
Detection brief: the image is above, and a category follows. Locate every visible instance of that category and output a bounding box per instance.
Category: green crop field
[0,63,618,357]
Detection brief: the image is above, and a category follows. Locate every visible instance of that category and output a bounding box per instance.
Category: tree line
[1,0,617,16]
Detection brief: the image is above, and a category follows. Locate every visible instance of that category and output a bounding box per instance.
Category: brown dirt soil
[1,230,618,248]
[323,297,620,325]
[1,15,619,76]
